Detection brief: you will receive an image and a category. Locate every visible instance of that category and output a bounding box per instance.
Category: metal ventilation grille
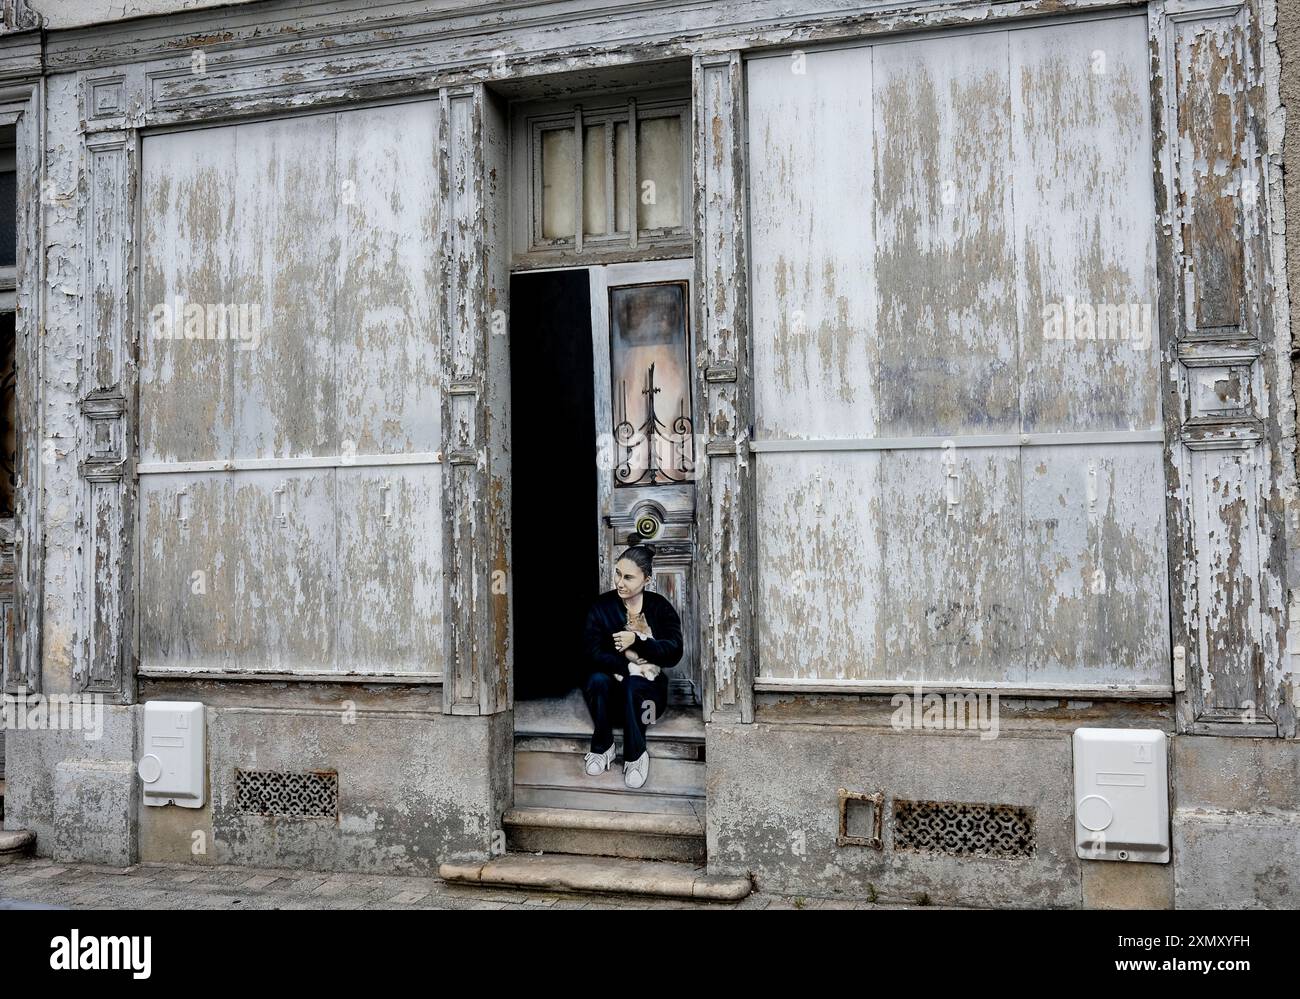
[892,799,1035,858]
[235,769,338,819]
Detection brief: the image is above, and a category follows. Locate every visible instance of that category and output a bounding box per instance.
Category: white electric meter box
[1073,727,1168,863]
[138,701,205,808]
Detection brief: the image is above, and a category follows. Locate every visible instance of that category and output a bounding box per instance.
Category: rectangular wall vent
[892,799,1035,858]
[235,769,338,819]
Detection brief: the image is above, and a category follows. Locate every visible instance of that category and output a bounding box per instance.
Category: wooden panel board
[138,100,448,678]
[138,470,336,671]
[1188,443,1266,715]
[335,101,442,454]
[139,126,238,464]
[872,29,1019,437]
[878,448,1025,684]
[755,451,885,680]
[747,48,876,440]
[748,16,1168,687]
[229,113,338,458]
[335,465,443,674]
[1173,14,1249,334]
[1022,444,1170,686]
[1011,17,1161,433]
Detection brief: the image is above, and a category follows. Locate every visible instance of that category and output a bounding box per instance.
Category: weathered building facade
[0,0,1297,907]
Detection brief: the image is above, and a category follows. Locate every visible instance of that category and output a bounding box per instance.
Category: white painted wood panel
[1188,442,1266,714]
[872,28,1019,437]
[335,465,443,673]
[877,448,1025,684]
[230,114,338,458]
[139,470,336,671]
[1022,443,1170,686]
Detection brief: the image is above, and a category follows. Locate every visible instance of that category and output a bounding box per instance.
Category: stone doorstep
[440,853,752,902]
[502,805,706,864]
[0,829,36,865]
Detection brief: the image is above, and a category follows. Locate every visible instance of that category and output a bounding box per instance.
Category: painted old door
[589,259,699,705]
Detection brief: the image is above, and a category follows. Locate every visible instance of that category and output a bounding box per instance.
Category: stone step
[515,690,705,744]
[514,734,702,760]
[0,829,35,866]
[516,749,705,799]
[440,853,750,902]
[513,785,705,816]
[504,806,706,864]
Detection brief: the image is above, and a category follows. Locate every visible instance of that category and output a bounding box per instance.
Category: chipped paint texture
[39,70,89,697]
[8,78,43,696]
[440,85,512,715]
[693,52,754,721]
[748,15,1170,686]
[1158,0,1294,737]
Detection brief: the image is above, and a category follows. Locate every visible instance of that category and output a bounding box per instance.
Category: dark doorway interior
[510,269,598,700]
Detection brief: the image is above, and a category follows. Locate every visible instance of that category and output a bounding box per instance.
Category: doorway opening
[509,269,598,701]
[506,261,707,859]
[496,73,708,874]
[509,261,702,708]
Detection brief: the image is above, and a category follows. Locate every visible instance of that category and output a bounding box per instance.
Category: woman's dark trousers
[583,671,668,763]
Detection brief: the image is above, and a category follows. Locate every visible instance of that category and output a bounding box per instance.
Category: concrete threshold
[440,853,751,902]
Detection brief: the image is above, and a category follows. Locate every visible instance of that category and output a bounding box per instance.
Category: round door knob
[635,513,661,539]
[137,754,163,784]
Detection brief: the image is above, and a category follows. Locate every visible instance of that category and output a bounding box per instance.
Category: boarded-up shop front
[0,0,1296,908]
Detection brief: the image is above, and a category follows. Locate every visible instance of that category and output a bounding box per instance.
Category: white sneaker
[623,751,649,789]
[584,745,616,776]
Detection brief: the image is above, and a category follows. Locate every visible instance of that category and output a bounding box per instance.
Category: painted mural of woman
[580,545,683,789]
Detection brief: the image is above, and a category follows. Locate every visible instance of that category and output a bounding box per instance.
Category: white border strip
[136,452,443,474]
[755,677,1174,699]
[138,668,442,685]
[749,430,1164,453]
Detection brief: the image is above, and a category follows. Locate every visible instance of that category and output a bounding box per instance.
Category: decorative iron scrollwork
[614,362,694,486]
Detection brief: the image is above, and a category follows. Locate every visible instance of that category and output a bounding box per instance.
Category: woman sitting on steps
[580,545,683,789]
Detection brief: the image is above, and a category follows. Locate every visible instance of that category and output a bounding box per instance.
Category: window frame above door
[510,87,693,270]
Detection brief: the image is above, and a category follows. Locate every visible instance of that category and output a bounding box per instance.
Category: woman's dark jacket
[584,589,684,679]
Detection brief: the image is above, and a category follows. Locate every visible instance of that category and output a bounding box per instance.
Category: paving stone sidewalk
[0,856,943,910]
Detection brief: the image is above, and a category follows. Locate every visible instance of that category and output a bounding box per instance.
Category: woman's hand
[612,630,637,653]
